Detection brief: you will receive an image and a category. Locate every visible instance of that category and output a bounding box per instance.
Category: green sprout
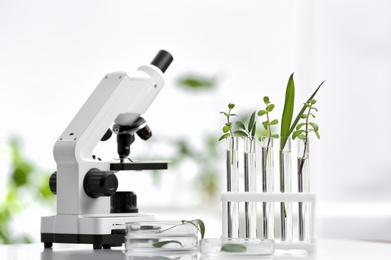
[219,103,237,141]
[258,96,279,169]
[219,103,238,164]
[152,219,205,248]
[293,98,320,175]
[234,111,257,151]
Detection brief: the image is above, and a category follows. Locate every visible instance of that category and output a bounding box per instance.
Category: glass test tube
[226,137,239,238]
[261,137,275,239]
[279,138,292,242]
[244,138,257,238]
[297,138,311,242]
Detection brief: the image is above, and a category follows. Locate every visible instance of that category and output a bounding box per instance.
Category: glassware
[279,137,292,242]
[226,137,239,238]
[244,138,257,238]
[125,221,199,253]
[260,137,275,239]
[200,238,274,257]
[297,137,311,242]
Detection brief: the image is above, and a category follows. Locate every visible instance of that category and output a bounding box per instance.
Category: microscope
[40,50,173,249]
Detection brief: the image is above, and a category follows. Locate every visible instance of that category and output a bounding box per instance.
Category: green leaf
[292,131,301,140]
[263,96,270,104]
[266,104,275,112]
[218,133,230,141]
[251,123,257,138]
[315,131,321,139]
[280,73,295,150]
[310,113,316,118]
[181,219,205,239]
[228,103,235,109]
[234,130,248,138]
[235,121,246,130]
[258,110,267,116]
[225,122,232,127]
[222,125,230,133]
[270,119,278,125]
[309,122,319,132]
[271,134,280,139]
[296,123,306,130]
[298,134,307,140]
[229,113,237,117]
[300,114,307,119]
[197,219,205,239]
[312,107,319,112]
[262,121,268,131]
[221,243,247,253]
[248,112,256,132]
[220,112,228,116]
[152,240,183,248]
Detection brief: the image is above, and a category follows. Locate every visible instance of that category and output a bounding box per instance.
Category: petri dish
[125,220,199,253]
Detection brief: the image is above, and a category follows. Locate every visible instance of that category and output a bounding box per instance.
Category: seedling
[258,96,279,168]
[234,111,257,151]
[219,103,238,163]
[219,103,237,142]
[152,219,205,248]
[293,98,320,175]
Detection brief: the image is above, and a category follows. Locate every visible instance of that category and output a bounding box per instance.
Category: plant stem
[227,108,235,165]
[298,105,312,177]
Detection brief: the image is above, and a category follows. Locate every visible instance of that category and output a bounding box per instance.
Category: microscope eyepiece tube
[150,50,173,73]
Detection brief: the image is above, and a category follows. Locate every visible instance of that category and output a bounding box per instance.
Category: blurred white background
[1,0,391,242]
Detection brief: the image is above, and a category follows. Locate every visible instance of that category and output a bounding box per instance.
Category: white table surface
[1,239,391,260]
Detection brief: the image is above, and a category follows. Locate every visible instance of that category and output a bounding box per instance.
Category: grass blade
[280,73,295,151]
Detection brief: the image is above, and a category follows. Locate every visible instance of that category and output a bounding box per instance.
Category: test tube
[261,137,275,239]
[226,137,239,238]
[279,138,292,242]
[244,138,257,238]
[297,137,311,241]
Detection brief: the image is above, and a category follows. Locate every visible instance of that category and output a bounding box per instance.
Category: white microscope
[40,50,173,249]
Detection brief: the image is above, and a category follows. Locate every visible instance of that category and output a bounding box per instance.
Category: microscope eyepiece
[151,50,173,73]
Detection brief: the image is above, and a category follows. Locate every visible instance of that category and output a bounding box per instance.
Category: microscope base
[41,232,125,249]
[41,213,153,249]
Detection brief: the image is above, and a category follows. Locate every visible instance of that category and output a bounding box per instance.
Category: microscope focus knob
[110,191,138,213]
[84,168,118,198]
[49,171,57,194]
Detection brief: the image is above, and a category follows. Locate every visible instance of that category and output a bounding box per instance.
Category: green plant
[280,74,325,151]
[219,103,238,164]
[0,138,54,244]
[177,74,215,90]
[219,103,237,142]
[152,219,205,248]
[279,74,324,221]
[234,111,257,151]
[258,96,279,169]
[293,98,320,175]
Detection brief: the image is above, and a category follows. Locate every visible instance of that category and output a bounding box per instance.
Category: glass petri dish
[125,220,199,253]
[199,238,274,257]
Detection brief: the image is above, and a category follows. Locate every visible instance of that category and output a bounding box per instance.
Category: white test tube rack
[221,192,317,253]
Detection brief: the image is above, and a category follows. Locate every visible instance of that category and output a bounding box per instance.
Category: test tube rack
[221,191,316,253]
